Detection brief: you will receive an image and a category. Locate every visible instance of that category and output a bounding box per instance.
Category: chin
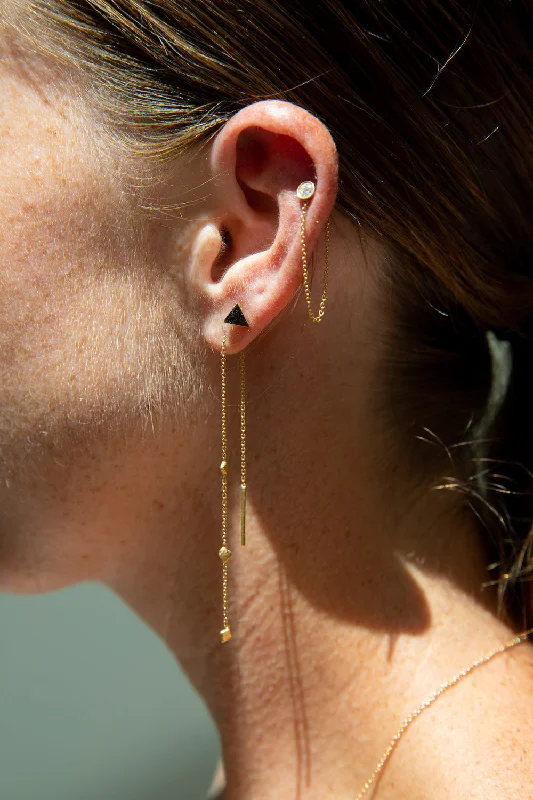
[0,566,81,595]
[0,535,87,595]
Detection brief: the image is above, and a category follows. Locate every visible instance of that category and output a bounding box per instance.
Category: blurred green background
[0,582,221,800]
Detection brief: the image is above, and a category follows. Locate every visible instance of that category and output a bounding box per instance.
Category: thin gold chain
[300,198,330,323]
[239,349,247,547]
[240,350,246,488]
[220,333,229,632]
[355,625,533,799]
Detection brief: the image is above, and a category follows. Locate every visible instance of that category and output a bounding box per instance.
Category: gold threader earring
[218,179,331,644]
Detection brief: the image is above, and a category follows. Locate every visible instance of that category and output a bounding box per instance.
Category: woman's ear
[190,99,338,355]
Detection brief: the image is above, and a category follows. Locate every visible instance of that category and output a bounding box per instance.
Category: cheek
[0,64,153,440]
[0,63,205,450]
[0,67,132,353]
[0,63,207,591]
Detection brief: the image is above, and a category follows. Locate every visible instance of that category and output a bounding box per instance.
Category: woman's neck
[199,515,519,799]
[111,356,518,798]
[106,233,532,798]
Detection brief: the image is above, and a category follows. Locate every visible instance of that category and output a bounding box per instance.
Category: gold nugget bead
[219,545,232,563]
[220,460,228,475]
[220,626,232,643]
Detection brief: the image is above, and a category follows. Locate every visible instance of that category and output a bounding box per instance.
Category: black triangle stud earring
[223,302,249,327]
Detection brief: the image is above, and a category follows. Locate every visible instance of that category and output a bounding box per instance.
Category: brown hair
[5,0,533,626]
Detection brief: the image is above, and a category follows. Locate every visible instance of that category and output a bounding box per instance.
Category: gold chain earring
[219,302,248,644]
[296,180,331,322]
[218,180,330,643]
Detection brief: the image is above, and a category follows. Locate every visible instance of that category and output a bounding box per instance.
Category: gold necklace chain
[355,625,533,799]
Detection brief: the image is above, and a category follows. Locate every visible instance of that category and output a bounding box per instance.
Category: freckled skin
[0,47,211,596]
[3,26,533,800]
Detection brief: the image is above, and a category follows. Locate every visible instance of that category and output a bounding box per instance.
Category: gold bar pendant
[240,483,246,546]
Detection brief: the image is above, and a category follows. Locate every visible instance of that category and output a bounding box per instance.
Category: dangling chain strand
[219,303,249,643]
[297,180,330,323]
[239,349,246,546]
[219,332,231,642]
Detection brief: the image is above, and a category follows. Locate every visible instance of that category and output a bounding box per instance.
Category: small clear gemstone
[296,181,315,200]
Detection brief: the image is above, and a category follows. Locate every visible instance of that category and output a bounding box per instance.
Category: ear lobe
[196,99,338,355]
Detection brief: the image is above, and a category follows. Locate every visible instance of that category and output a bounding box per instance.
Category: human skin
[2,33,533,800]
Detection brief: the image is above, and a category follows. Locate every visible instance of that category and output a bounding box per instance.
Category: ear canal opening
[212,226,232,282]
